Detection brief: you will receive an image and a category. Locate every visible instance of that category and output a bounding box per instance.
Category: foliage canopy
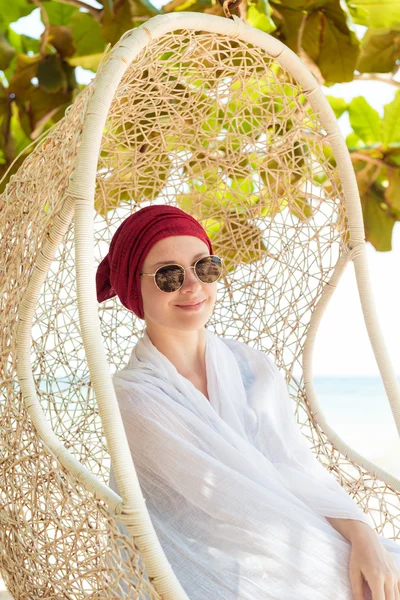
[0,0,400,250]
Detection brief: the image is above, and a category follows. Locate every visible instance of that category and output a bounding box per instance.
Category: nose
[180,265,202,291]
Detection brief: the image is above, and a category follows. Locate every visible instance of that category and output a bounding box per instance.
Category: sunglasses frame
[140,255,225,293]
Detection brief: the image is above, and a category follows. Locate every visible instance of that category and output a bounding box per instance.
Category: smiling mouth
[176,299,206,307]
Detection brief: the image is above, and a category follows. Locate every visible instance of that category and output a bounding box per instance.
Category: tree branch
[32,0,50,54]
[350,152,387,168]
[353,73,400,89]
[51,0,103,21]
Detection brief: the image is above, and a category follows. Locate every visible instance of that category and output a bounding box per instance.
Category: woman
[97,205,400,600]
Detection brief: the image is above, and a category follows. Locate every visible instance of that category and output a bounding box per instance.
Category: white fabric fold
[109,327,400,599]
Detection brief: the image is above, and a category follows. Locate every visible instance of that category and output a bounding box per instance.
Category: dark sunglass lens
[155,265,184,292]
[195,256,222,283]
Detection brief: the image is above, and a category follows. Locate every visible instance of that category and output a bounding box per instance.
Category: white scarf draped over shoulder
[109,328,400,600]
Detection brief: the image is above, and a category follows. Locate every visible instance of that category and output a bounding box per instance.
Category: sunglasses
[140,255,224,293]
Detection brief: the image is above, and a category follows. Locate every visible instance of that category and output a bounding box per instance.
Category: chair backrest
[1,12,399,600]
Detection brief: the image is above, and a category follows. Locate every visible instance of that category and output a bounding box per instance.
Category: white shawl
[109,328,400,600]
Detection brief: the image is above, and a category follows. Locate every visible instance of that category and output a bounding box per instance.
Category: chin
[173,299,215,326]
[175,321,210,333]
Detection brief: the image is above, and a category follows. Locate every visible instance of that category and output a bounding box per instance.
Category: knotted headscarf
[96,205,214,319]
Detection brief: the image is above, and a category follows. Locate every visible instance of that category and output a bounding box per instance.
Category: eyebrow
[152,252,209,268]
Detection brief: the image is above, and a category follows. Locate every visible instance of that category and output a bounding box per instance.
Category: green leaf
[8,54,42,94]
[348,96,381,144]
[67,53,104,71]
[162,0,213,13]
[385,147,400,166]
[0,0,36,33]
[382,89,400,149]
[0,81,9,151]
[6,29,41,55]
[16,84,72,136]
[325,95,348,118]
[301,11,321,59]
[347,0,400,28]
[357,26,400,73]
[2,56,17,86]
[101,1,134,45]
[222,77,276,141]
[302,0,360,83]
[385,167,400,219]
[289,195,313,221]
[361,184,396,251]
[202,215,269,271]
[0,33,15,70]
[271,0,331,8]
[47,25,76,58]
[246,0,276,33]
[230,175,255,195]
[37,54,67,93]
[41,1,79,25]
[102,0,158,45]
[11,102,31,154]
[269,6,307,53]
[352,153,382,196]
[70,11,106,57]
[346,131,364,149]
[128,0,160,17]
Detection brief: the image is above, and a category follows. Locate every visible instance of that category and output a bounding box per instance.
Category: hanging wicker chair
[1,11,400,600]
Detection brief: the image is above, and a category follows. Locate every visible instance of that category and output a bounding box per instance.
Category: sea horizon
[35,374,400,480]
[313,375,400,480]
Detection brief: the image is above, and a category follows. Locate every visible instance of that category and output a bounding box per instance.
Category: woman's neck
[145,325,207,380]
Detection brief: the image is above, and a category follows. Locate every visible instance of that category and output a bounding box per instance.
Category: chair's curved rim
[14,12,400,600]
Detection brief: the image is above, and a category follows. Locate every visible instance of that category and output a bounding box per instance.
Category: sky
[10,7,400,377]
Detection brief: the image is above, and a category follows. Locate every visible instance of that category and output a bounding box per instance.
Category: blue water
[38,375,400,477]
[314,376,400,426]
[312,376,400,479]
[39,375,400,427]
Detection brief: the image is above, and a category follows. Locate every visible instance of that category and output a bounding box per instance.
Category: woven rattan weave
[1,12,400,600]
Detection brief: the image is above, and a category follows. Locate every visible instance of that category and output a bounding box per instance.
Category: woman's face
[140,236,218,331]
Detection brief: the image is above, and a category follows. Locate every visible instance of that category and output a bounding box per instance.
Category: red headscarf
[96,205,214,319]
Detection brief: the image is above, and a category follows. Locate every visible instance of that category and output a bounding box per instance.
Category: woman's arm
[245,348,376,528]
[326,516,376,544]
[326,517,400,599]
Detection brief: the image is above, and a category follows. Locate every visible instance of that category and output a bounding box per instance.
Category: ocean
[314,376,400,480]
[34,374,400,481]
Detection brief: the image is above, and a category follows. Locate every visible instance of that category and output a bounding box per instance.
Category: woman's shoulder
[214,332,279,377]
[217,332,272,360]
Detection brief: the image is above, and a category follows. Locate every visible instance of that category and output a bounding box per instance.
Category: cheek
[142,279,172,312]
[141,278,157,308]
[210,282,218,297]
[205,284,218,307]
